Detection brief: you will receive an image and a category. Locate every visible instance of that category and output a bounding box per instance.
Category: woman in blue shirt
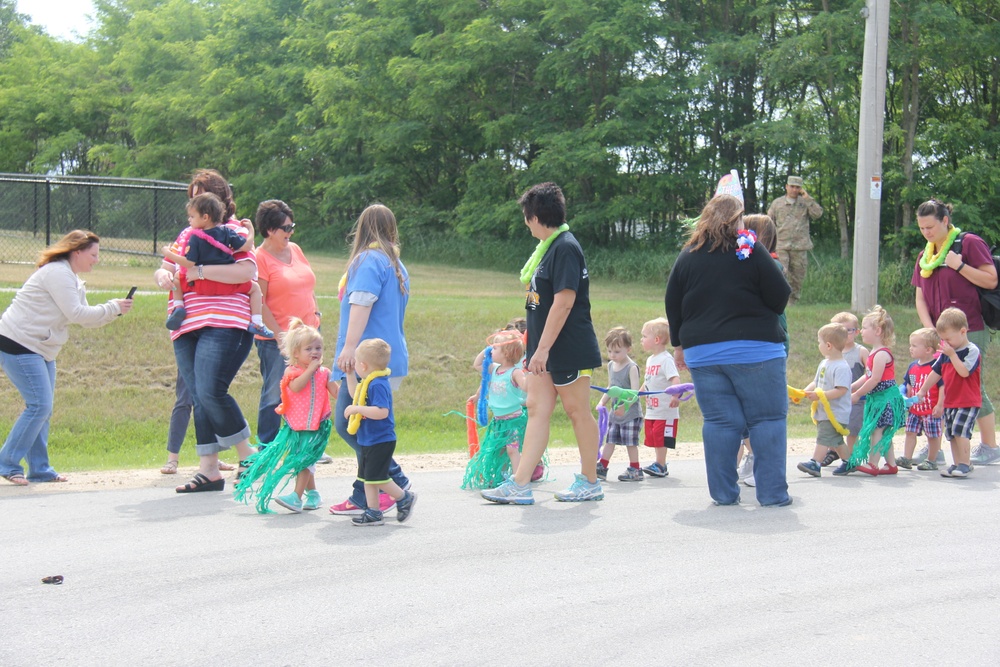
[329,205,412,516]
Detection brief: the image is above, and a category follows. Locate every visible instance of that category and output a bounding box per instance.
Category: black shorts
[551,368,593,387]
[357,440,397,484]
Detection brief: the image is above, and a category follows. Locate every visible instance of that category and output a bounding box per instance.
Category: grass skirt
[849,385,905,466]
[234,419,331,514]
[462,411,547,489]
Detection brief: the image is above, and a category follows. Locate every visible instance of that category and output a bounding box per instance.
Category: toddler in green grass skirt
[462,329,546,489]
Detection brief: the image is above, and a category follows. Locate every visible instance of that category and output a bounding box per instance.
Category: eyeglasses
[279,223,295,233]
[846,328,858,333]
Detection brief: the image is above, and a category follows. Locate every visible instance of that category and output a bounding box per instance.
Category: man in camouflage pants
[767,175,823,304]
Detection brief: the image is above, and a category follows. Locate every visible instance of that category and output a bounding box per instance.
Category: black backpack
[953,232,1000,330]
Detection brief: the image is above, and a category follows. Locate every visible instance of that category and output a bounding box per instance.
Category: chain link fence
[0,174,189,265]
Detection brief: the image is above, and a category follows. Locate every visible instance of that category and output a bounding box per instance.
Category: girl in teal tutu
[462,330,532,489]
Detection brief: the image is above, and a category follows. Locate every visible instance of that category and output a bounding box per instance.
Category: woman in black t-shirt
[482,183,604,504]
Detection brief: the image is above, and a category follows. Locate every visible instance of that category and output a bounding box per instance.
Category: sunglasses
[279,223,296,233]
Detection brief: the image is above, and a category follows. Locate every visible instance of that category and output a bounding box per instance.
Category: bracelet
[957,262,966,273]
[197,265,204,280]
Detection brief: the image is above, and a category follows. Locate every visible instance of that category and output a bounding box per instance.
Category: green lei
[520,224,569,285]
[918,226,961,278]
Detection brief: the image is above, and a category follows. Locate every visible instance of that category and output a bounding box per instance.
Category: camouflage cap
[786,176,804,187]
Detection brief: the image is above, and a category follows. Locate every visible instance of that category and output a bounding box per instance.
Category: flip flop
[218,461,236,471]
[38,474,68,483]
[3,473,28,486]
[175,473,225,493]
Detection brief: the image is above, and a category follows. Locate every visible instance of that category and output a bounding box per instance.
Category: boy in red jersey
[915,308,982,478]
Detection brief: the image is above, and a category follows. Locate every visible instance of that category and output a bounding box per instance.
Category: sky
[16,0,95,40]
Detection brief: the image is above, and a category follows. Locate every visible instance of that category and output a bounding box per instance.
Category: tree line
[1,0,998,253]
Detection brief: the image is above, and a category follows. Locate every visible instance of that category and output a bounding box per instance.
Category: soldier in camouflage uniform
[767,175,823,304]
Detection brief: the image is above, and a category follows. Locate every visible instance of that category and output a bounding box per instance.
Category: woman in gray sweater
[0,230,133,485]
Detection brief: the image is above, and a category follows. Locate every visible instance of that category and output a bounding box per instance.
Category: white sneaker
[743,474,756,487]
[737,453,754,480]
[481,479,534,505]
[554,474,605,502]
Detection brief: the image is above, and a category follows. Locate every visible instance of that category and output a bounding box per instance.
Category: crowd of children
[795,305,985,480]
[236,298,988,520]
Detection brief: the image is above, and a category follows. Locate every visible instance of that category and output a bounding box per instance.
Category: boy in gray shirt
[797,324,854,477]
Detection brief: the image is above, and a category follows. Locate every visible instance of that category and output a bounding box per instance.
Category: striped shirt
[168,221,255,341]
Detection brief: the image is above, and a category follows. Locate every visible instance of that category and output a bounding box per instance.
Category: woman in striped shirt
[153,169,259,493]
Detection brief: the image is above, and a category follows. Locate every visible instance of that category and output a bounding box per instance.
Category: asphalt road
[3,459,998,666]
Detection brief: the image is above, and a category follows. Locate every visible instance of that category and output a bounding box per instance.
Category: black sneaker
[820,450,840,467]
[165,306,187,331]
[595,463,609,481]
[395,491,417,523]
[351,508,385,527]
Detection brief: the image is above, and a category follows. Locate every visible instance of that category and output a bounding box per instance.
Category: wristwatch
[197,265,205,280]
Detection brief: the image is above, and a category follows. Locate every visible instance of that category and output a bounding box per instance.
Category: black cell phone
[126,286,137,299]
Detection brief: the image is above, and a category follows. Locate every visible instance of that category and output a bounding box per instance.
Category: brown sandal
[160,460,179,475]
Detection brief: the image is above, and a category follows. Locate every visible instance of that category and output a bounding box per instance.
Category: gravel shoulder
[1,437,823,494]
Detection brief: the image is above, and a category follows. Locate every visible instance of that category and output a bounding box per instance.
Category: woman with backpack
[912,198,999,464]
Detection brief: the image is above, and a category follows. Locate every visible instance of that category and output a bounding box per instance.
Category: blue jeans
[173,327,253,456]
[0,351,60,481]
[166,370,193,455]
[255,338,285,444]
[689,357,790,506]
[334,380,409,508]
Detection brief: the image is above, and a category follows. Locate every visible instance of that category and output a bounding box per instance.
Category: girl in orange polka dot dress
[235,319,339,513]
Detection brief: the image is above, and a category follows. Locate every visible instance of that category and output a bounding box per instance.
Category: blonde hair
[38,230,100,267]
[490,329,525,366]
[643,317,670,343]
[685,194,744,253]
[862,305,895,346]
[830,311,859,329]
[910,327,940,350]
[936,307,968,333]
[604,326,633,350]
[348,204,407,295]
[282,317,323,362]
[357,338,391,371]
[818,323,848,350]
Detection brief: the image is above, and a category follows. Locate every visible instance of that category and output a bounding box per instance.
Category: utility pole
[852,0,890,312]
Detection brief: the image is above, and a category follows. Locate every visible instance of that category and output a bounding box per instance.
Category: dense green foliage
[2,0,999,254]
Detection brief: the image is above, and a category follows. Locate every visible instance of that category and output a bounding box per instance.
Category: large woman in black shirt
[666,194,791,507]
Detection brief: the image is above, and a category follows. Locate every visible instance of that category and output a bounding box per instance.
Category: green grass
[0,254,996,472]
